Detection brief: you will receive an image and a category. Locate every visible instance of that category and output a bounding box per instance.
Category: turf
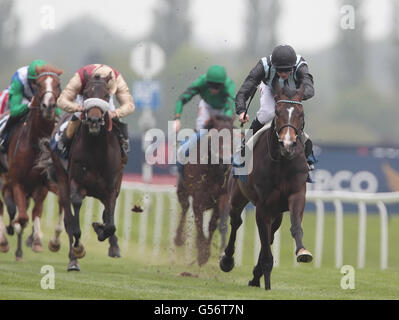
[0,191,398,300]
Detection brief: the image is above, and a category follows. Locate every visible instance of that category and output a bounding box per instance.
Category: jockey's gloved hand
[173,119,181,132]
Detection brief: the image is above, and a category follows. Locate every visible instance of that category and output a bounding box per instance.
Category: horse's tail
[36,138,66,183]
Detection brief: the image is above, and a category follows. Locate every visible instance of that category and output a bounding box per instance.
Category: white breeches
[257,82,276,125]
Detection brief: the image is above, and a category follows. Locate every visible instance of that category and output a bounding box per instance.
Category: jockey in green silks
[0,59,61,152]
[173,65,235,165]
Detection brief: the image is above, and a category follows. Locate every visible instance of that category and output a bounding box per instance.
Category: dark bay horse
[41,71,124,271]
[0,65,64,260]
[174,113,234,266]
[219,82,313,290]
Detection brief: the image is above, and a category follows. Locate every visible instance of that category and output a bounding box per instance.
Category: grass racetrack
[0,190,399,300]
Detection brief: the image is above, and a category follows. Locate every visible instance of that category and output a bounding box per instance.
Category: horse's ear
[272,77,282,101]
[83,69,90,83]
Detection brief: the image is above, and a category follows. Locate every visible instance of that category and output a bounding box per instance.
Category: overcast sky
[14,0,392,52]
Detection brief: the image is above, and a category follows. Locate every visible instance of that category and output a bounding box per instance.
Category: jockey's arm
[57,72,84,113]
[8,78,29,117]
[296,64,314,100]
[113,75,135,118]
[174,76,202,119]
[235,60,265,116]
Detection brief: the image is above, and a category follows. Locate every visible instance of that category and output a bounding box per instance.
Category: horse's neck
[28,108,54,140]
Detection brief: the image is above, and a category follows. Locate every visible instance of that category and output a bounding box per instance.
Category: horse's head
[273,80,305,159]
[81,71,112,136]
[205,111,235,164]
[32,65,63,121]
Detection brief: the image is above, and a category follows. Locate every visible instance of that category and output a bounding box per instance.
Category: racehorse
[0,64,64,260]
[40,71,124,271]
[174,112,234,266]
[219,80,313,290]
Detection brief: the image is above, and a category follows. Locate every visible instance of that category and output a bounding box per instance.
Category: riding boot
[57,118,80,159]
[304,138,317,170]
[0,114,26,153]
[304,138,318,183]
[114,119,130,163]
[240,117,263,156]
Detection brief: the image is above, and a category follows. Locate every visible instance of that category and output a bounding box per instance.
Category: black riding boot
[114,120,130,163]
[0,113,26,153]
[240,118,264,156]
[304,138,316,170]
[249,118,264,135]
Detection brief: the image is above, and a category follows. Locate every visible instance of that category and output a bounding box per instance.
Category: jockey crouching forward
[0,59,60,153]
[173,65,235,163]
[55,64,135,164]
[235,44,316,180]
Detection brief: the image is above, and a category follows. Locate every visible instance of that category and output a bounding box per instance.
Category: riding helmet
[206,65,227,84]
[28,59,47,79]
[271,45,297,70]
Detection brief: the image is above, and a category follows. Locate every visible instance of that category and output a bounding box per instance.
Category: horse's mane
[281,85,297,99]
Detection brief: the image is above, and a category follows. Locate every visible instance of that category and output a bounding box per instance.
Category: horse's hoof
[174,235,185,247]
[248,280,260,287]
[0,242,9,253]
[72,243,86,259]
[296,248,313,263]
[25,235,33,248]
[219,255,234,272]
[32,244,43,253]
[108,246,121,258]
[32,238,43,253]
[48,239,61,252]
[6,225,14,236]
[16,256,23,262]
[67,260,80,272]
[198,248,210,266]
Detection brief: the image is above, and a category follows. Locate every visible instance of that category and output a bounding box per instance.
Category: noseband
[81,99,110,127]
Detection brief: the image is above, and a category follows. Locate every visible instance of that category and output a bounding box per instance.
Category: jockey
[0,59,59,153]
[235,44,316,171]
[55,64,135,161]
[173,65,235,160]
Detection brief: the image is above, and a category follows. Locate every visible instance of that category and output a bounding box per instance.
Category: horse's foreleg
[2,181,16,235]
[12,183,28,261]
[249,207,274,290]
[0,206,9,253]
[108,234,121,258]
[288,191,313,263]
[219,182,248,273]
[217,195,229,252]
[192,201,209,266]
[174,179,190,246]
[94,192,117,242]
[70,181,85,259]
[30,187,48,253]
[48,200,63,252]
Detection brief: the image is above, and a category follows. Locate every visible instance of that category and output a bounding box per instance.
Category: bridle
[274,99,304,140]
[33,72,61,107]
[267,99,304,162]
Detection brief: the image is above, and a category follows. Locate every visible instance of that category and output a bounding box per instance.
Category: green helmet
[28,59,47,79]
[206,65,227,84]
